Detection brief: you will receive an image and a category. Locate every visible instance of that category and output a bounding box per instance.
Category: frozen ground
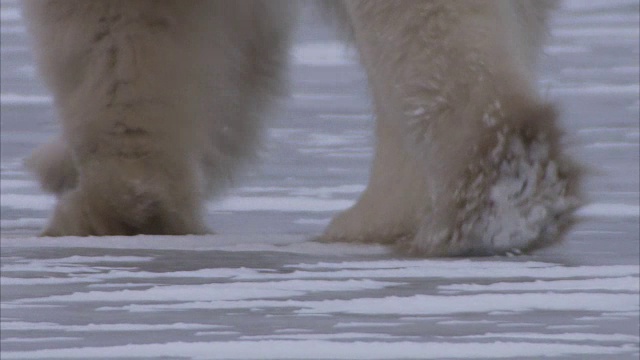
[1,0,639,359]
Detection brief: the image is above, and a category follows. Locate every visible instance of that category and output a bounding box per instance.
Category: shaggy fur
[22,0,580,256]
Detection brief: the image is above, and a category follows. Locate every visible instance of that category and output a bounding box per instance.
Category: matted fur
[22,0,580,256]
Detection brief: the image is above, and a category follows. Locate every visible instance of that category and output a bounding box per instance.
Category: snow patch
[0,194,55,211]
[294,293,639,316]
[438,277,639,293]
[20,279,398,303]
[207,196,353,212]
[577,203,640,218]
[0,93,53,106]
[291,42,356,66]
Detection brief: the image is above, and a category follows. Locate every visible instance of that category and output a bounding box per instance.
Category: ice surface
[1,0,639,359]
[2,340,635,360]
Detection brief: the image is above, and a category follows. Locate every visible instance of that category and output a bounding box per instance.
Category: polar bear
[22,0,580,256]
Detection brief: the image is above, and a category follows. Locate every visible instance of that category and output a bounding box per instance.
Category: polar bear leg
[22,1,293,236]
[323,0,580,255]
[321,97,427,244]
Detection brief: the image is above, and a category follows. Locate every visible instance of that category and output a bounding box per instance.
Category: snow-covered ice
[1,0,639,359]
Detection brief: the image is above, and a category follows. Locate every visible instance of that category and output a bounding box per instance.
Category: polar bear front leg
[23,1,293,236]
[21,1,214,236]
[324,1,581,256]
[321,114,427,244]
[410,100,581,256]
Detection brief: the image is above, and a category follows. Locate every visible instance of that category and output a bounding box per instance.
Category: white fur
[22,0,579,255]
